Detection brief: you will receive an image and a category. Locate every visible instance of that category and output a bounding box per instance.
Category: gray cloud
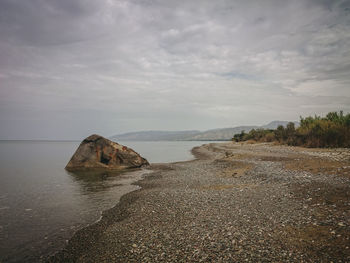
[0,0,350,139]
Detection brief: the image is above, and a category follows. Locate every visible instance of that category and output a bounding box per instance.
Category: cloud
[0,0,349,139]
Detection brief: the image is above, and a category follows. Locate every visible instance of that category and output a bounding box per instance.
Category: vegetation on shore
[233,111,350,148]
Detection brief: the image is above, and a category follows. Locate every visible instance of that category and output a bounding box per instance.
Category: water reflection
[67,168,142,194]
[0,140,209,262]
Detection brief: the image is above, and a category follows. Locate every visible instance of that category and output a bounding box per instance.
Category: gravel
[47,142,350,263]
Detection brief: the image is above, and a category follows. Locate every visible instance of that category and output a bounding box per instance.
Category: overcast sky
[1,0,350,140]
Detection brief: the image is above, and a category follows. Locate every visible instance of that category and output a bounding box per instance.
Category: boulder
[66,134,149,171]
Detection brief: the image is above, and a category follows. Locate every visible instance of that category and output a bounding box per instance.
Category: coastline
[46,145,208,262]
[44,168,152,262]
[47,142,350,262]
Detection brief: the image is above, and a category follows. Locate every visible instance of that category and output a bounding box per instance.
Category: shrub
[232,111,350,148]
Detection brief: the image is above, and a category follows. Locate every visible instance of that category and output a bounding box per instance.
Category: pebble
[48,142,350,263]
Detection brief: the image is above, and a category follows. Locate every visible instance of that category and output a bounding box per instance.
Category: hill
[110,130,200,141]
[261,121,299,129]
[111,121,298,141]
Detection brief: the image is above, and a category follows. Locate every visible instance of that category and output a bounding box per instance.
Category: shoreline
[47,142,350,262]
[45,167,154,262]
[46,144,210,262]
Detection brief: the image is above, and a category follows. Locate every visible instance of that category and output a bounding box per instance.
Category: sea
[0,140,218,262]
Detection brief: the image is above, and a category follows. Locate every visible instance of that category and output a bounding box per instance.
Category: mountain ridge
[111,121,299,141]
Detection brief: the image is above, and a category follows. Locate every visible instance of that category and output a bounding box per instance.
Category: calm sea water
[0,140,216,262]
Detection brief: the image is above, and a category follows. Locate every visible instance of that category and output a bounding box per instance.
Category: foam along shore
[49,142,350,262]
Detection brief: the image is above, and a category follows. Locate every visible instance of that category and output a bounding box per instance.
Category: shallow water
[118,140,216,163]
[0,140,217,262]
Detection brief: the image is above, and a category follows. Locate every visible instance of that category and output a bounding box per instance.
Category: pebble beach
[48,142,350,262]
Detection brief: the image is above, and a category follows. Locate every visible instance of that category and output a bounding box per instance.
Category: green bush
[232,111,350,148]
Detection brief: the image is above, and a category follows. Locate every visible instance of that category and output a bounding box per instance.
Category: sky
[0,0,350,140]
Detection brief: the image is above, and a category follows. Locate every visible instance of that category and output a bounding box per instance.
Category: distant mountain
[111,121,299,141]
[261,121,299,130]
[110,130,200,141]
[184,126,258,141]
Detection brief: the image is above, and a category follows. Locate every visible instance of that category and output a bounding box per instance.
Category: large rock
[66,134,149,171]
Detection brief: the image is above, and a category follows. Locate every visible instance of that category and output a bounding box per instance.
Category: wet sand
[47,142,350,262]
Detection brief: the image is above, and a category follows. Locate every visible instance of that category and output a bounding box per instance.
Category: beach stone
[65,134,149,171]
